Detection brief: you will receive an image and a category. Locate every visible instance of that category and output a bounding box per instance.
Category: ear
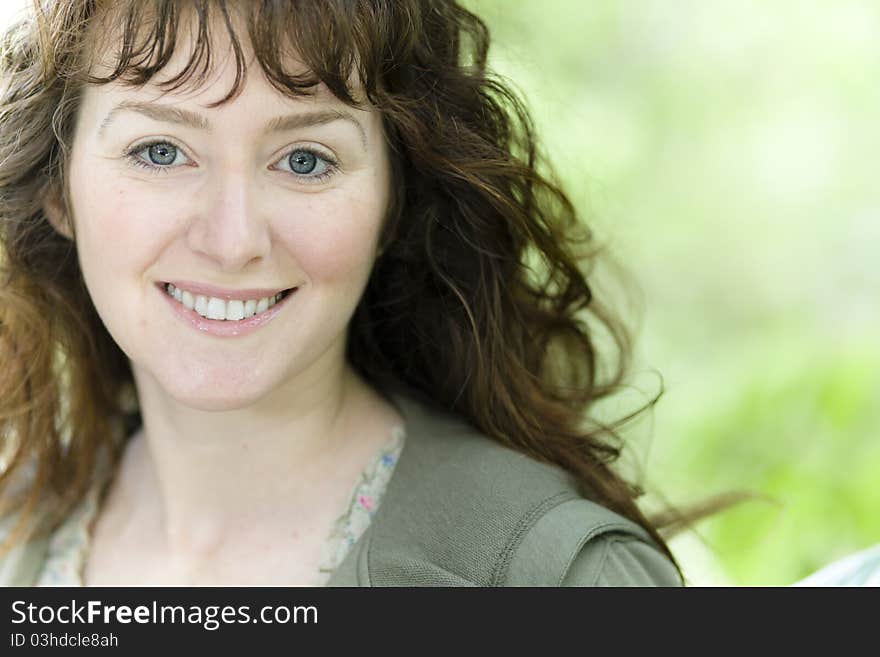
[41,185,74,241]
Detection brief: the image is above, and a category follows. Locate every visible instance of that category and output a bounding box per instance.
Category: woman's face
[57,27,391,411]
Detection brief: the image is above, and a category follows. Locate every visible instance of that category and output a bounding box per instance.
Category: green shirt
[328,382,681,586]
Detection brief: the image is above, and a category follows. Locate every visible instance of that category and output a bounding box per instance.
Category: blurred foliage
[469,0,880,584]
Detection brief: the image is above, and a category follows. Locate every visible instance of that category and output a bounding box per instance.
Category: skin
[44,15,404,584]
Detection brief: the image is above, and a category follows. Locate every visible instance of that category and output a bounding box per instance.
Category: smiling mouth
[162,283,296,321]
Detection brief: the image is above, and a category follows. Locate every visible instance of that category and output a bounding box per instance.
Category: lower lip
[157,283,297,338]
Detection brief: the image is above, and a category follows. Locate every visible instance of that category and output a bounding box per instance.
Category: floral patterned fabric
[35,425,406,586]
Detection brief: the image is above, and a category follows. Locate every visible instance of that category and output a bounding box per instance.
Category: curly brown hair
[0,0,703,578]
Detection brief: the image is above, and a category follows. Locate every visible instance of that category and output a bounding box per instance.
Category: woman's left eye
[272,148,338,183]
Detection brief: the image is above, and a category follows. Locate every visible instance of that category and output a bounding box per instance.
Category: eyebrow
[97,100,368,149]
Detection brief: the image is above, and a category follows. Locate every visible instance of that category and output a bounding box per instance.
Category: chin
[153,362,274,412]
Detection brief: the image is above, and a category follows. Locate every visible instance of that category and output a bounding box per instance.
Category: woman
[0,0,683,586]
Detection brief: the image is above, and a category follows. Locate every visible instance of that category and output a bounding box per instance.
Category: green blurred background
[2,1,876,585]
[470,0,880,585]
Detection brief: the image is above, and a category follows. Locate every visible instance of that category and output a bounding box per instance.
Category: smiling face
[52,17,392,411]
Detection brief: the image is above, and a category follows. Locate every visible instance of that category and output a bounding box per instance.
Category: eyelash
[123,138,339,184]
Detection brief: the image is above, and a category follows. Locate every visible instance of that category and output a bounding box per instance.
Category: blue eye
[125,140,189,173]
[274,148,337,183]
[146,143,177,166]
[290,151,317,174]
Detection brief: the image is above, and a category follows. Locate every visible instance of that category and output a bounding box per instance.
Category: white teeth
[194,295,208,316]
[226,299,245,321]
[165,284,288,321]
[206,297,226,320]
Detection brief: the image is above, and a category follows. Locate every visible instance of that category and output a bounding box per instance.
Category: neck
[117,354,396,566]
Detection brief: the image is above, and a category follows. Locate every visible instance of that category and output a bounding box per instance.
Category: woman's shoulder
[561,529,683,587]
[0,457,47,586]
[353,385,682,587]
[504,497,683,587]
[0,450,110,587]
[0,507,52,586]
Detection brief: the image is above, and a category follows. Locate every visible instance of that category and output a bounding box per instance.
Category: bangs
[81,0,395,108]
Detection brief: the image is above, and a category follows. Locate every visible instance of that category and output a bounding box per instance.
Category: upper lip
[162,280,295,301]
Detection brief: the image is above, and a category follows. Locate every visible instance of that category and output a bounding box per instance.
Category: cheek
[274,187,385,283]
[73,180,175,279]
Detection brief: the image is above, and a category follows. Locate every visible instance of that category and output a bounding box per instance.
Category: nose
[186,170,272,272]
